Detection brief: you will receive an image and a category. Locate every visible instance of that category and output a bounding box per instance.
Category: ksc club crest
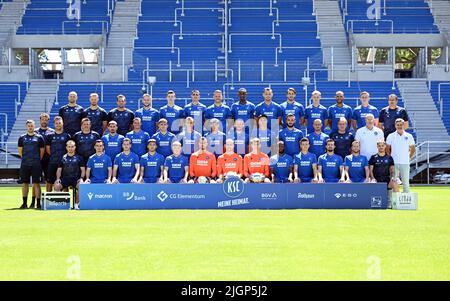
[223,176,245,198]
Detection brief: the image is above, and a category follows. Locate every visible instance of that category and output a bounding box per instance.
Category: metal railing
[346,19,394,34]
[62,20,109,35]
[272,20,318,38]
[0,84,22,117]
[228,33,282,53]
[228,7,279,26]
[438,82,450,117]
[175,7,225,26]
[138,20,183,36]
[414,140,450,184]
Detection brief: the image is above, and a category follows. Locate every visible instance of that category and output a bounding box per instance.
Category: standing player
[379,94,409,140]
[184,90,206,134]
[82,93,108,135]
[254,87,282,130]
[111,138,140,184]
[343,141,370,183]
[45,116,71,192]
[54,140,85,210]
[58,91,84,136]
[270,141,294,183]
[327,91,353,132]
[317,139,345,183]
[243,138,271,183]
[369,140,399,199]
[205,90,232,134]
[216,139,243,183]
[204,118,226,158]
[175,116,202,158]
[352,91,379,130]
[159,90,185,135]
[163,141,189,183]
[102,121,125,163]
[138,139,165,183]
[305,90,328,135]
[230,88,256,127]
[107,94,135,136]
[278,113,304,157]
[307,119,329,159]
[293,138,318,183]
[135,93,160,137]
[85,140,112,184]
[329,117,354,160]
[126,117,150,157]
[227,118,249,156]
[189,137,217,183]
[251,115,275,156]
[152,118,176,158]
[35,113,54,193]
[72,118,100,165]
[280,87,305,129]
[18,120,45,209]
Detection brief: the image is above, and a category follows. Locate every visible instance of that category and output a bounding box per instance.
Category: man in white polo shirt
[386,118,415,193]
[355,113,384,160]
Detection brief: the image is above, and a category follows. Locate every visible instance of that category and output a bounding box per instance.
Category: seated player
[126,117,150,157]
[317,139,345,183]
[163,141,189,183]
[189,137,217,183]
[85,140,112,184]
[343,140,369,183]
[369,140,399,194]
[72,117,100,165]
[111,138,140,184]
[270,141,294,183]
[138,139,165,183]
[216,139,243,183]
[152,118,176,158]
[54,140,85,210]
[243,137,271,183]
[293,138,318,183]
[102,120,125,163]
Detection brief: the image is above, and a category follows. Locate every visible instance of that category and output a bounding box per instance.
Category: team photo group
[18,87,415,209]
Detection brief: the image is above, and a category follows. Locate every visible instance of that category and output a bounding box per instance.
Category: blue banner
[78,177,388,210]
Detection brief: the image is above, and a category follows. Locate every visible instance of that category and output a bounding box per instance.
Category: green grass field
[0,186,449,280]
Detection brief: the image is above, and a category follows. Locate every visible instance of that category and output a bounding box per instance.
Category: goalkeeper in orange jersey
[188,137,217,183]
[243,137,271,183]
[216,138,243,183]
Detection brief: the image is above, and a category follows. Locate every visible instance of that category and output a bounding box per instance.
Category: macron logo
[157,191,168,202]
[87,192,93,200]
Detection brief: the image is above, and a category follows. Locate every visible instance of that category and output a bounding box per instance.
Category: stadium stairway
[104,0,142,66]
[313,0,351,66]
[0,0,30,61]
[428,0,450,35]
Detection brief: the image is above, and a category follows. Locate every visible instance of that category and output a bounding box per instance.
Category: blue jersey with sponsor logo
[250,128,274,156]
[152,131,175,158]
[327,104,353,132]
[58,104,84,136]
[114,152,139,183]
[140,152,165,183]
[307,132,329,159]
[318,153,343,182]
[159,104,185,134]
[102,133,124,163]
[135,107,160,137]
[352,104,379,129]
[107,108,134,136]
[344,154,368,183]
[164,154,189,183]
[175,130,202,157]
[294,152,317,182]
[205,103,232,133]
[227,129,249,155]
[87,153,112,183]
[126,129,150,157]
[184,102,206,133]
[231,101,255,123]
[204,131,226,157]
[270,153,293,183]
[278,127,304,156]
[254,101,282,129]
[280,101,305,129]
[305,104,328,134]
[82,106,107,135]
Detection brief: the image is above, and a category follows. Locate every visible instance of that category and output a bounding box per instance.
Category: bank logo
[157,191,168,202]
[87,192,93,200]
[66,0,81,20]
[123,192,135,201]
[371,196,382,208]
[223,176,244,198]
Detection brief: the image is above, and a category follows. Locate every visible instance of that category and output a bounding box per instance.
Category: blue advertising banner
[78,177,388,210]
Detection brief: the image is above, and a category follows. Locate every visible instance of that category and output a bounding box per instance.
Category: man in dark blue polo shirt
[379,94,409,140]
[329,117,354,160]
[107,94,135,136]
[58,91,84,137]
[82,92,108,135]
[35,112,54,193]
[72,118,101,165]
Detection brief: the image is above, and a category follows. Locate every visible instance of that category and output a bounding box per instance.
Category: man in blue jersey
[35,113,54,193]
[112,138,140,184]
[227,118,249,156]
[107,94,135,136]
[102,121,125,163]
[205,90,232,133]
[85,140,112,184]
[379,93,409,140]
[152,118,176,158]
[327,91,352,132]
[159,90,185,135]
[293,138,318,183]
[352,91,379,130]
[135,93,160,137]
[138,139,165,183]
[251,115,275,156]
[270,141,294,183]
[175,116,202,158]
[230,88,256,127]
[126,117,150,157]
[18,120,45,209]
[82,93,108,135]
[254,87,282,130]
[54,140,85,210]
[317,139,345,183]
[280,87,305,129]
[72,118,101,165]
[307,119,329,159]
[343,140,370,183]
[329,117,354,160]
[163,141,189,183]
[279,113,304,157]
[184,89,206,134]
[305,90,328,135]
[58,91,84,137]
[204,118,226,158]
[46,116,71,192]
